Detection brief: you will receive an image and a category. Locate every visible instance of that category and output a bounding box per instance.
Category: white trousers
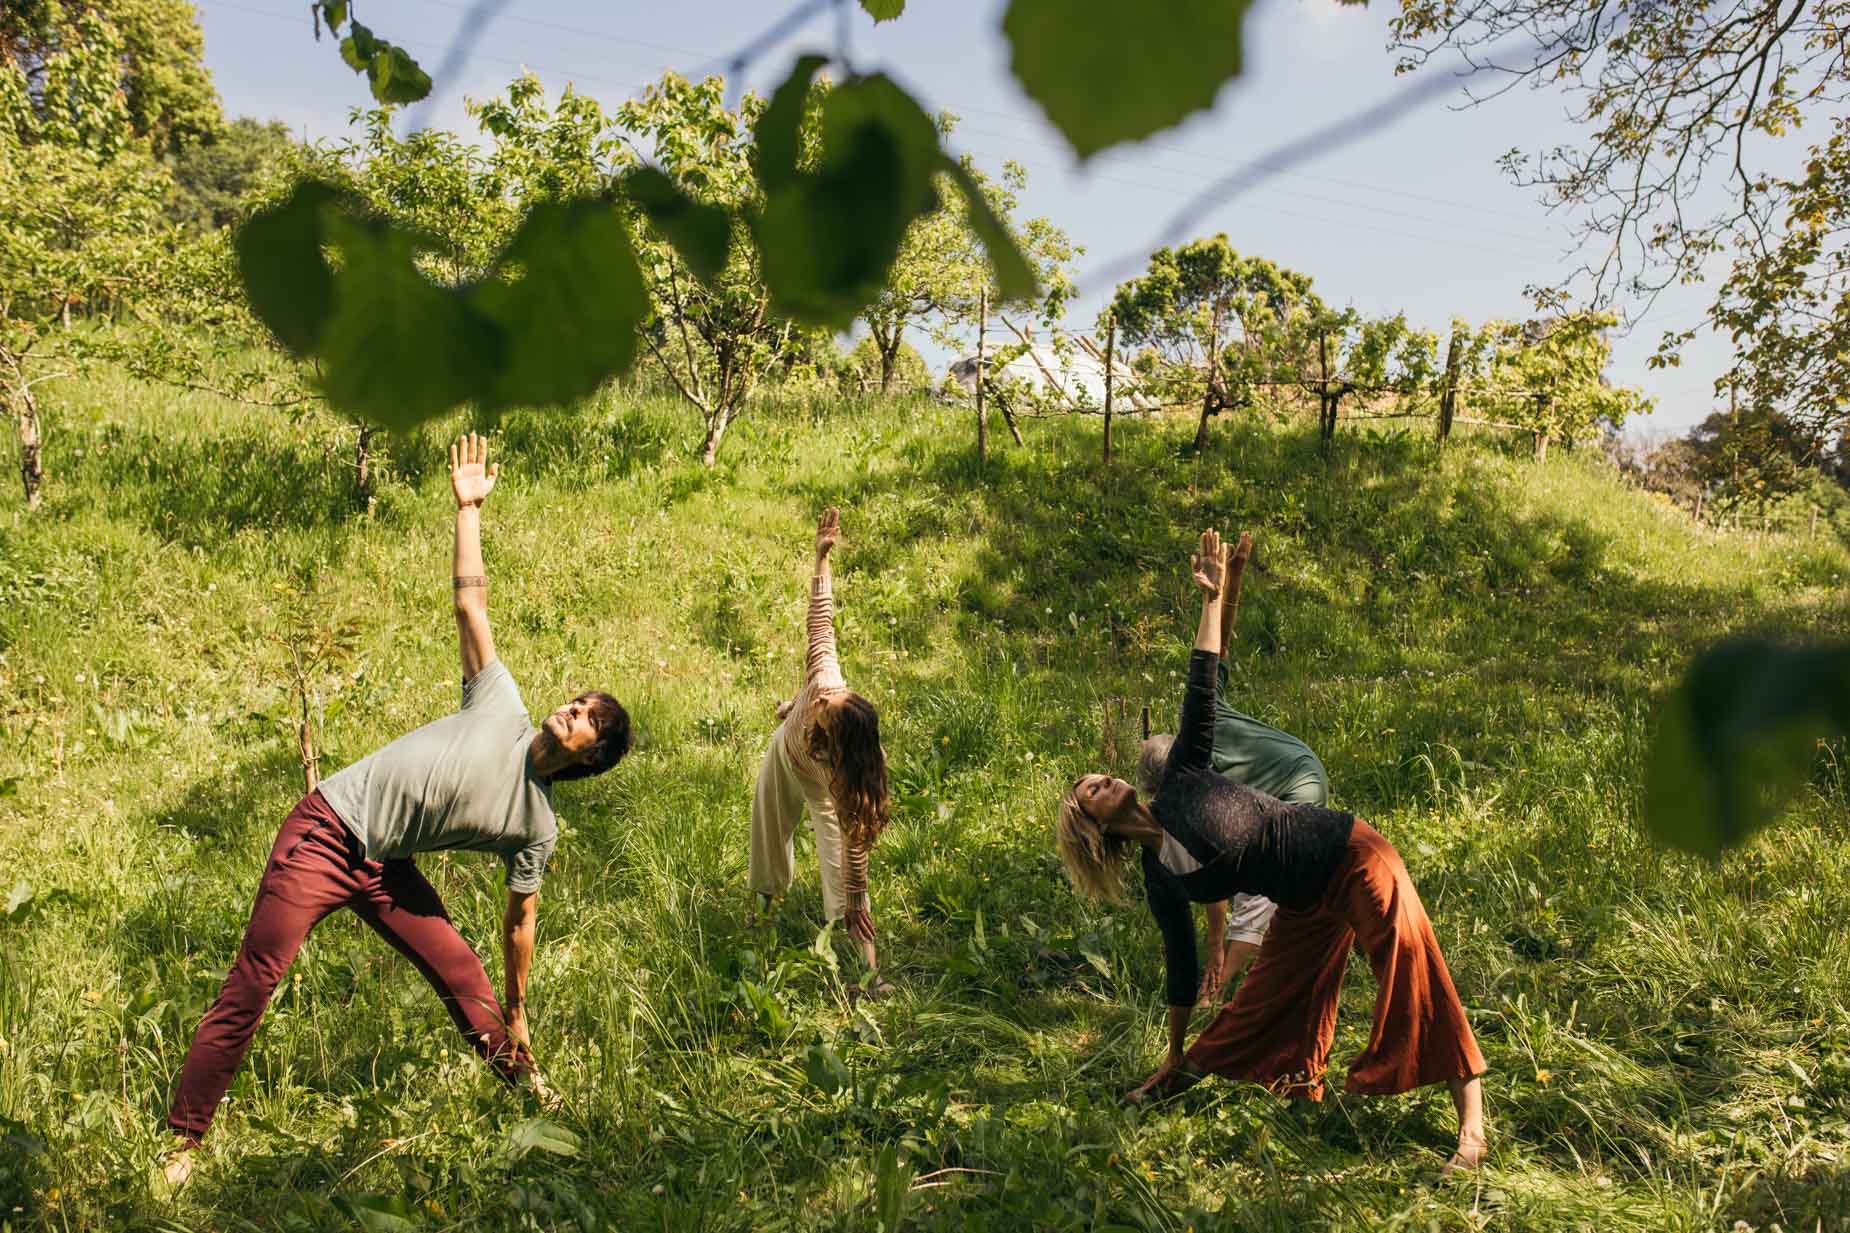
[750,721,847,920]
[1225,893,1278,946]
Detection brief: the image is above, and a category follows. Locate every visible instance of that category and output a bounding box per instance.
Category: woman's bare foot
[1439,1131,1486,1181]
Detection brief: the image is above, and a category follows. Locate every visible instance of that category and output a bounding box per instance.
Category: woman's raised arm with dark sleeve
[1171,530,1227,774]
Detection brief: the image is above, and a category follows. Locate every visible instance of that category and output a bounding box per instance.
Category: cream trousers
[750,720,847,920]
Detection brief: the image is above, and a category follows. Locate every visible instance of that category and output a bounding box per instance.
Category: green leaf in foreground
[508,1117,581,1159]
[472,199,645,408]
[316,213,501,431]
[942,158,1038,303]
[332,1193,417,1233]
[755,74,941,326]
[804,1041,850,1096]
[623,168,732,284]
[755,53,829,193]
[861,0,905,21]
[1002,0,1251,160]
[1645,637,1850,857]
[233,180,339,358]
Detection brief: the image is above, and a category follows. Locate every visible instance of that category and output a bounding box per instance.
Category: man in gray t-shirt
[164,435,631,1177]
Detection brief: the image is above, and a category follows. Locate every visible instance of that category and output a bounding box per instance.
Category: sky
[190,0,1737,435]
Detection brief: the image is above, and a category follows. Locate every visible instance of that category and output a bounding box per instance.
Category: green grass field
[3,370,1848,1232]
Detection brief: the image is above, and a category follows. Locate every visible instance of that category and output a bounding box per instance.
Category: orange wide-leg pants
[1183,819,1485,1100]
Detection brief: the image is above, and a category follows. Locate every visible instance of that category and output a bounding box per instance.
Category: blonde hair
[1054,779,1132,902]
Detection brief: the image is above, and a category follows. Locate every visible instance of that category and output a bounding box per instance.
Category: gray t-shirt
[318,659,558,892]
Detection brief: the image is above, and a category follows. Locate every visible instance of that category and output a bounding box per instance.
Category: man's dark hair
[550,691,631,783]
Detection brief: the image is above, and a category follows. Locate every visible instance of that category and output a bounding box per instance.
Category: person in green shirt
[1138,533,1330,1003]
[162,435,631,1186]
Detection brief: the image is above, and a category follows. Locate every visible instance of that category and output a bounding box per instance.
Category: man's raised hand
[1190,529,1226,598]
[815,506,843,559]
[450,432,499,509]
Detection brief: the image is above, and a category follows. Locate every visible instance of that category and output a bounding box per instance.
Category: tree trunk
[701,405,731,467]
[879,333,900,395]
[1000,402,1025,446]
[1102,316,1116,465]
[1436,332,1460,448]
[1194,301,1224,452]
[975,288,988,465]
[297,697,319,792]
[14,380,43,510]
[1533,431,1550,463]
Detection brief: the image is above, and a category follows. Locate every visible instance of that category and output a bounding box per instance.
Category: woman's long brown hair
[807,691,890,852]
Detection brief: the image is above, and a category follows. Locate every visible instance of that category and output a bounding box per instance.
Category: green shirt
[1195,661,1328,807]
[318,659,558,892]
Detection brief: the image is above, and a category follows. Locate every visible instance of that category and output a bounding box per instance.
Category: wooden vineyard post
[1102,314,1116,465]
[1436,331,1460,448]
[976,287,988,466]
[1317,331,1334,448]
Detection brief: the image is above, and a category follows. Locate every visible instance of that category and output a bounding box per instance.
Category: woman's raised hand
[815,506,843,559]
[450,432,499,509]
[1190,529,1226,598]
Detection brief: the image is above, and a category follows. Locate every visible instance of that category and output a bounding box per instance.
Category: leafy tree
[843,334,928,395]
[1107,237,1316,449]
[861,148,1075,395]
[2,0,221,152]
[165,117,297,235]
[1473,312,1650,459]
[613,73,794,467]
[1304,309,1437,444]
[1686,404,1820,514]
[1,2,170,508]
[1390,0,1850,464]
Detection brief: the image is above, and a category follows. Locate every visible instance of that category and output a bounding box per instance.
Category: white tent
[944,343,1155,409]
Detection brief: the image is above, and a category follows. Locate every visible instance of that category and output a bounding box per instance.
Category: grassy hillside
[2,371,1848,1232]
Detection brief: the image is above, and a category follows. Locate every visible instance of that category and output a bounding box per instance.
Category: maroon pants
[1184,819,1485,1100]
[167,791,529,1143]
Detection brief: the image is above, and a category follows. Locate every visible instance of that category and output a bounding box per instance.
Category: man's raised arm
[450,433,500,683]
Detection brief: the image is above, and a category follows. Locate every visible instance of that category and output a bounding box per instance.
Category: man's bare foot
[159,1148,195,1192]
[1439,1132,1486,1181]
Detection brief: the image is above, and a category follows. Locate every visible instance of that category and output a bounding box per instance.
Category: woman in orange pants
[1055,530,1487,1177]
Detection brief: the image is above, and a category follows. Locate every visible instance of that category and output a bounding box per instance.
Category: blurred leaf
[804,1041,850,1096]
[1081,949,1111,980]
[337,21,377,72]
[941,158,1038,303]
[755,75,940,326]
[332,1193,417,1233]
[1002,0,1251,160]
[861,0,905,20]
[875,1141,914,1232]
[755,53,828,193]
[623,168,731,284]
[234,180,339,358]
[508,1117,581,1159]
[0,775,18,798]
[1645,638,1850,857]
[472,199,644,408]
[316,212,502,430]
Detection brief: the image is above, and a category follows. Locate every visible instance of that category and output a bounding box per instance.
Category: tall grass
[1,369,1847,1231]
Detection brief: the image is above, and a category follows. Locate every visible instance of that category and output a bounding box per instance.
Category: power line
[254,0,1562,231]
[196,1,1571,272]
